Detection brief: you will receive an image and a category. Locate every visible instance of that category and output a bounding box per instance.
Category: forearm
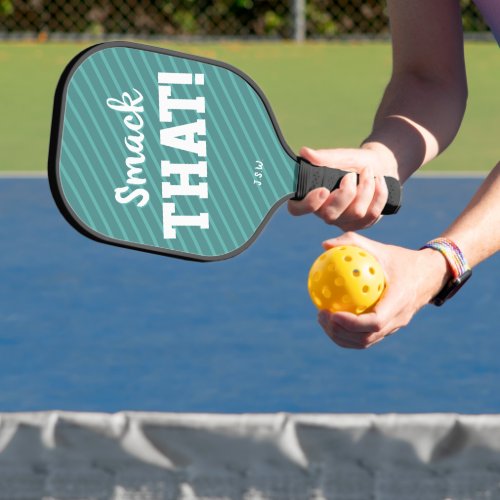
[418,162,500,303]
[361,0,467,183]
[362,73,467,183]
[441,162,500,267]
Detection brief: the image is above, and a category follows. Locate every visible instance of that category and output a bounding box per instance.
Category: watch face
[432,269,472,306]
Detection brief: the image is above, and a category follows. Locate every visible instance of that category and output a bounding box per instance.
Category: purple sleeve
[473,0,500,45]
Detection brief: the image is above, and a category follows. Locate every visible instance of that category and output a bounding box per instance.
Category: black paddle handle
[292,157,402,215]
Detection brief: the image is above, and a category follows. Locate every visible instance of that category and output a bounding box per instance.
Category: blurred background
[0,1,497,176]
[0,0,493,40]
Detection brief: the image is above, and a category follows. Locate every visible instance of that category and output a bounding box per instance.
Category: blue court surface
[0,176,498,413]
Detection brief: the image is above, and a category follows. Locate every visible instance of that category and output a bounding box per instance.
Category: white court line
[414,170,487,179]
[0,171,47,178]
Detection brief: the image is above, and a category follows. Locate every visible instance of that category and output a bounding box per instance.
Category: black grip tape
[292,157,402,215]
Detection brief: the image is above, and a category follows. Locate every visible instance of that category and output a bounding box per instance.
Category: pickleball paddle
[48,41,401,261]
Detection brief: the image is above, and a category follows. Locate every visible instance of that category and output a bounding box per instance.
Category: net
[1,412,500,499]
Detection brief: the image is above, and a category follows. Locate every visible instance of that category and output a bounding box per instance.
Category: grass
[0,40,497,172]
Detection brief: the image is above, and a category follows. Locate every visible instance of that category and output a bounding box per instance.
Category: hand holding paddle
[289,146,400,231]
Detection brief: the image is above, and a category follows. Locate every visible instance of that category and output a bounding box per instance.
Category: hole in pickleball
[356,306,366,314]
[322,286,332,299]
[333,303,342,311]
[359,252,367,257]
[352,269,360,277]
[342,295,351,304]
[344,256,352,262]
[362,285,369,293]
[313,271,321,282]
[369,267,376,275]
[313,294,322,307]
[378,284,382,291]
[334,277,344,287]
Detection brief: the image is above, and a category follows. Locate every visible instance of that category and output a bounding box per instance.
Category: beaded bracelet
[421,238,470,278]
[420,238,472,306]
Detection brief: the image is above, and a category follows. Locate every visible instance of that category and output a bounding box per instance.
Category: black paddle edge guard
[292,158,402,215]
[47,41,296,263]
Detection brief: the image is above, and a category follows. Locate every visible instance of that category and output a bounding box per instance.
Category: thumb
[322,231,369,250]
[299,147,365,170]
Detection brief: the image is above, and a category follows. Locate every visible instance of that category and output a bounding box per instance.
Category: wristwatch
[421,238,472,306]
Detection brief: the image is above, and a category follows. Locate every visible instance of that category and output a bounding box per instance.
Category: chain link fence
[0,0,491,40]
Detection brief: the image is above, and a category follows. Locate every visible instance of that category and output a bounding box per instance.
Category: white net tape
[0,412,500,499]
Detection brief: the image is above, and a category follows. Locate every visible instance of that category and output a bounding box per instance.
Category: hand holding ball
[308,245,385,314]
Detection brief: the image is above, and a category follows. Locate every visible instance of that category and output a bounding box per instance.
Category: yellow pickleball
[308,245,385,314]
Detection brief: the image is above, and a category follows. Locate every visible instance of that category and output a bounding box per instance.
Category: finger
[328,327,381,349]
[385,328,400,337]
[320,322,365,349]
[363,174,389,223]
[318,310,333,330]
[332,295,401,339]
[367,288,412,335]
[315,172,357,224]
[319,310,391,349]
[339,213,383,232]
[331,317,390,349]
[299,146,324,165]
[365,213,384,229]
[360,328,399,348]
[294,147,371,224]
[343,164,376,221]
[330,325,372,348]
[322,231,369,251]
[364,335,386,348]
[323,171,390,231]
[330,311,385,335]
[319,311,373,348]
[288,188,330,216]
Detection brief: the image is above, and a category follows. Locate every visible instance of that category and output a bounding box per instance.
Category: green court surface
[1,40,497,173]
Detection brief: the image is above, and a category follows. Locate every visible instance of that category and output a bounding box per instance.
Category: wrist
[417,248,453,304]
[361,141,399,178]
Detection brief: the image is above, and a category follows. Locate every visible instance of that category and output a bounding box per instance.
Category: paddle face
[49,41,298,261]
